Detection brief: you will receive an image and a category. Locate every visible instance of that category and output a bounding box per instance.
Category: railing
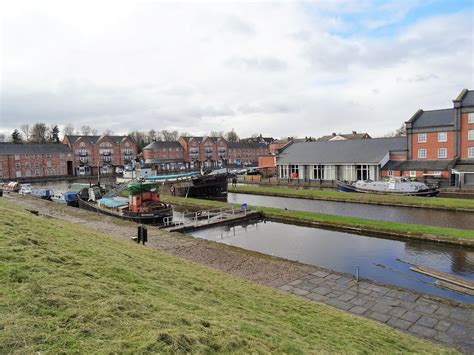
[163,206,248,228]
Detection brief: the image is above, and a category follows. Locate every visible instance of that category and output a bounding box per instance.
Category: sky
[1,0,473,139]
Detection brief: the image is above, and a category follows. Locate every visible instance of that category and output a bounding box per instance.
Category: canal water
[191,220,474,303]
[228,192,474,230]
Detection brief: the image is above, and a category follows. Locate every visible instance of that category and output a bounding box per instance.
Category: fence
[163,206,248,228]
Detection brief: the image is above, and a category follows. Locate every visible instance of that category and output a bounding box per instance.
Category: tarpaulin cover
[97,196,129,208]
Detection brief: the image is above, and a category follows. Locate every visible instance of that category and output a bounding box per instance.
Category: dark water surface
[191,221,474,303]
[228,192,474,230]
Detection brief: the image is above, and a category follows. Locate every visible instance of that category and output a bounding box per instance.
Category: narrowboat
[1,181,21,192]
[19,184,33,195]
[338,177,439,197]
[31,188,53,200]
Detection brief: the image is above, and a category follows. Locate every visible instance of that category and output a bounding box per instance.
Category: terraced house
[63,135,137,176]
[383,89,474,187]
[142,141,186,172]
[0,143,74,180]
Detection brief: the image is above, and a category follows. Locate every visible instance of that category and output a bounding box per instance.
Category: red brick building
[178,136,228,168]
[227,142,269,166]
[0,143,74,181]
[63,135,137,176]
[382,89,474,187]
[142,141,186,172]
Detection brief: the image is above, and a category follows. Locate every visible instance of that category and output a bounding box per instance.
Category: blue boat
[31,188,52,200]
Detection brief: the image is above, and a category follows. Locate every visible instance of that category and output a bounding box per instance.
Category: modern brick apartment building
[178,136,228,168]
[227,142,269,166]
[63,135,137,176]
[142,141,186,172]
[0,143,74,180]
[383,89,474,187]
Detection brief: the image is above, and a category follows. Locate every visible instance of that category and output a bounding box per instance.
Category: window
[418,133,427,143]
[418,149,427,159]
[437,148,447,159]
[438,132,447,142]
[15,163,20,169]
[24,154,29,158]
[34,154,39,159]
[15,154,20,160]
[356,165,370,181]
[46,153,51,159]
[469,147,474,158]
[80,142,86,147]
[35,168,40,176]
[469,112,474,123]
[433,171,441,176]
[468,130,474,141]
[409,170,417,177]
[312,165,325,180]
[387,170,393,176]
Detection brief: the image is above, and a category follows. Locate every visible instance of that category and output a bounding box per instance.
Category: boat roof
[146,171,200,180]
[96,197,129,208]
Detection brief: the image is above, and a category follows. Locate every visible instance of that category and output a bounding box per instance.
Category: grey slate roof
[145,158,185,164]
[181,136,203,143]
[461,90,474,107]
[65,135,129,144]
[411,108,454,128]
[318,132,371,141]
[383,159,455,171]
[143,141,182,150]
[0,143,72,155]
[277,137,407,165]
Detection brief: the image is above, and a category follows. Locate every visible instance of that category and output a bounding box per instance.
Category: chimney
[352,131,357,135]
[332,132,336,136]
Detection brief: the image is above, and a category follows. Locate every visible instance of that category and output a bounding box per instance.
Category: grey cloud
[221,15,256,36]
[225,56,287,71]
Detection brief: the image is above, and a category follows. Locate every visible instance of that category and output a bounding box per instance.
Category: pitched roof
[409,108,454,128]
[0,143,72,155]
[65,135,130,144]
[461,90,474,107]
[277,137,407,165]
[318,132,371,141]
[181,136,203,143]
[143,141,182,150]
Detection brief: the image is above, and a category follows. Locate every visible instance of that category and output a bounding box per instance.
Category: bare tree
[147,129,157,143]
[80,125,91,135]
[384,124,407,137]
[251,133,261,138]
[103,129,114,135]
[20,124,30,141]
[0,133,6,142]
[160,129,179,141]
[91,128,98,135]
[30,123,49,143]
[209,130,224,138]
[225,129,239,143]
[180,131,191,138]
[63,124,75,136]
[128,131,147,153]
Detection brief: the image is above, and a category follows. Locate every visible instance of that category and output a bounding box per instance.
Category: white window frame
[469,147,474,158]
[468,112,474,123]
[418,133,427,143]
[418,149,427,159]
[409,170,417,177]
[437,132,447,142]
[387,170,393,177]
[437,148,447,159]
[433,171,442,176]
[468,130,474,141]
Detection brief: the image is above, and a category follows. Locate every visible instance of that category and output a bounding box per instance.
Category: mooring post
[356,265,360,282]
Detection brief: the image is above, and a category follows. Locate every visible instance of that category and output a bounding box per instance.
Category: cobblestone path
[279,271,474,353]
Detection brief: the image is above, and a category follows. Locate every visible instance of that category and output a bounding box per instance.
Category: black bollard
[137,225,142,244]
[142,226,148,245]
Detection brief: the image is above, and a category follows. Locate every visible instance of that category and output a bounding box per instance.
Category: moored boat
[31,188,53,200]
[338,177,439,196]
[1,181,21,192]
[78,182,172,224]
[145,170,228,201]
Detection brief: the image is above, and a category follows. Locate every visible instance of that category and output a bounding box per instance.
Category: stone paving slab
[280,270,474,354]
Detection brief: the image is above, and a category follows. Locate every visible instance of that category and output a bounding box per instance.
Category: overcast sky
[1,0,473,138]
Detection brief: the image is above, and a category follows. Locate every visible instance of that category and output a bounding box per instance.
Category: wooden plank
[410,266,474,290]
[435,281,474,296]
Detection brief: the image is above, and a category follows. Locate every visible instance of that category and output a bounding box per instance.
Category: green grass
[231,184,474,211]
[0,199,452,353]
[162,196,474,242]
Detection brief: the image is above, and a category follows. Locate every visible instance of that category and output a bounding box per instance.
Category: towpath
[5,193,474,353]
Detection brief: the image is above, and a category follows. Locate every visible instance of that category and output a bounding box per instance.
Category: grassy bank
[231,184,474,211]
[0,199,450,353]
[162,196,474,244]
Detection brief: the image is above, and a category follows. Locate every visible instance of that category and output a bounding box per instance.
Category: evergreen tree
[11,129,22,144]
[51,125,60,143]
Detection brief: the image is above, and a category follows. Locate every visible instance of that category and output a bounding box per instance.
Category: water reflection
[228,193,474,230]
[191,221,474,303]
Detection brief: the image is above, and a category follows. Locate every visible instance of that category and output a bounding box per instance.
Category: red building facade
[63,135,137,175]
[0,143,74,181]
